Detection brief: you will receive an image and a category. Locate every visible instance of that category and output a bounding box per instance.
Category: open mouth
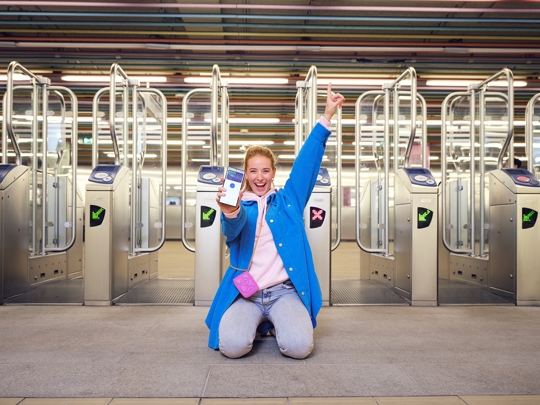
[254,182,267,193]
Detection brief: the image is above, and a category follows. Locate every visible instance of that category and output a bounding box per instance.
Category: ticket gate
[1,61,81,304]
[394,168,438,306]
[0,164,29,301]
[356,67,433,305]
[194,165,227,306]
[489,168,540,305]
[84,165,131,305]
[304,168,332,306]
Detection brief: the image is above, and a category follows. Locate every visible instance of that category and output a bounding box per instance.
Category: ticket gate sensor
[304,167,332,306]
[195,165,227,306]
[0,164,29,301]
[489,168,540,305]
[394,168,438,306]
[84,164,131,306]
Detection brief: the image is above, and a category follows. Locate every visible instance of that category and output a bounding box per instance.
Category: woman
[205,84,345,359]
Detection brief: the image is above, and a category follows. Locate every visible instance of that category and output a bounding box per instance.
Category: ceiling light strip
[2,11,540,25]
[5,1,540,14]
[2,29,539,43]
[8,41,540,55]
[2,20,534,34]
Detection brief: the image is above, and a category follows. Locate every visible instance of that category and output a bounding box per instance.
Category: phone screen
[219,167,245,206]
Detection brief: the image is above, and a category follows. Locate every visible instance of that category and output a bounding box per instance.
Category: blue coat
[205,122,331,349]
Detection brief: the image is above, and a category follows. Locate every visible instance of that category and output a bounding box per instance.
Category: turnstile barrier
[0,164,29,301]
[489,168,540,305]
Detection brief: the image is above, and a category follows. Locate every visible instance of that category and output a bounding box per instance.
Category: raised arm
[283,83,345,210]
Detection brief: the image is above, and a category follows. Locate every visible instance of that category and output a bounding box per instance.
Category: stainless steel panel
[111,175,130,300]
[449,254,489,287]
[1,167,30,300]
[394,203,411,298]
[438,188,450,280]
[411,193,438,306]
[84,166,130,305]
[516,194,540,304]
[489,204,516,297]
[128,253,150,287]
[369,254,394,288]
[84,188,113,304]
[490,172,516,207]
[66,193,84,278]
[194,189,224,306]
[305,188,331,306]
[29,253,66,286]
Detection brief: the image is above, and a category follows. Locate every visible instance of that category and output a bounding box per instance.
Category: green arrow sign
[202,208,215,221]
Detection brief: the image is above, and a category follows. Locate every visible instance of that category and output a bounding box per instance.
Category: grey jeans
[218,280,314,359]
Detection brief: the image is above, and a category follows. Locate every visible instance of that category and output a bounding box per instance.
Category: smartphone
[219,166,245,207]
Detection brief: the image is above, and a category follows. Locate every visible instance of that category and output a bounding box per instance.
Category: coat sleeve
[281,122,331,211]
[220,203,247,245]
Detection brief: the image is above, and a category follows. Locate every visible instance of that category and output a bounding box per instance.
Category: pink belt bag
[233,271,259,298]
[230,203,268,298]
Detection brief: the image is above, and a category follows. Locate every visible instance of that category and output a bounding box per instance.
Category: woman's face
[246,155,276,196]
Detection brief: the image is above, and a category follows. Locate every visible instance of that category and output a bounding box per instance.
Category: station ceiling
[1,0,540,168]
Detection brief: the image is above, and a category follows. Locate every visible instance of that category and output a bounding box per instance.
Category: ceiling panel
[1,0,540,167]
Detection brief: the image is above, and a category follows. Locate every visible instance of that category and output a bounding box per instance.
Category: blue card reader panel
[88,165,122,184]
[0,164,17,183]
[502,168,540,187]
[198,165,225,185]
[402,168,437,187]
[315,167,331,187]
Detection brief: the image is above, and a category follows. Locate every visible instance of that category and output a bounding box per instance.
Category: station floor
[2,242,540,404]
[1,304,540,405]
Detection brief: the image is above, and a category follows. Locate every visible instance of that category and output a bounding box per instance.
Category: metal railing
[181,64,229,252]
[2,61,78,254]
[91,63,167,255]
[355,67,424,256]
[441,69,514,256]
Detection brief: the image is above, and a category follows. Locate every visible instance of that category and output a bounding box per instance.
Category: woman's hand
[322,83,345,122]
[216,177,243,214]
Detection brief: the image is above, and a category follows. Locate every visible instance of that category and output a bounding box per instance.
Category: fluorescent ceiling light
[77,117,94,123]
[279,154,328,160]
[203,118,280,124]
[228,141,274,146]
[318,79,402,86]
[106,153,158,159]
[184,77,288,85]
[61,75,167,83]
[230,118,280,124]
[0,73,34,81]
[228,154,247,159]
[426,80,527,87]
[167,141,205,146]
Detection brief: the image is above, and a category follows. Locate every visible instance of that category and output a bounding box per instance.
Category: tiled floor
[2,396,540,404]
[2,243,540,404]
[2,304,540,401]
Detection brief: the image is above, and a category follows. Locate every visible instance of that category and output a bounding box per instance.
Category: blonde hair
[242,145,277,192]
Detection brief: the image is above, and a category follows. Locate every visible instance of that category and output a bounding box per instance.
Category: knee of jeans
[277,334,314,360]
[219,335,254,359]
